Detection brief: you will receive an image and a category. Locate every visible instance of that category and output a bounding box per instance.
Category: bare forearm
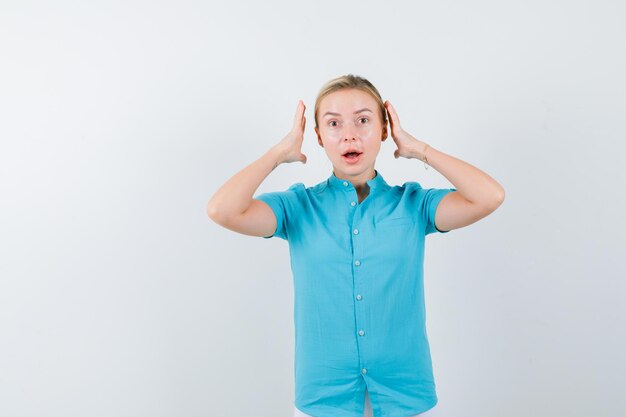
[207,146,284,221]
[411,143,505,208]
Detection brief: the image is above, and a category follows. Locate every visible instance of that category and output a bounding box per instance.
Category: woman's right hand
[273,100,308,165]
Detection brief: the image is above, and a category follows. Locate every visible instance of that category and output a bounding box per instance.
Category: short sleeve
[422,187,457,235]
[405,182,456,235]
[254,183,303,240]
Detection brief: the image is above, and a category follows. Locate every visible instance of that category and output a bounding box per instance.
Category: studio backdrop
[1,1,624,417]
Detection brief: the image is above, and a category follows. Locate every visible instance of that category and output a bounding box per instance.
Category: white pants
[294,388,440,417]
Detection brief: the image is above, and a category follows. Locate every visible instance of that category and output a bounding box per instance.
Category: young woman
[207,74,505,417]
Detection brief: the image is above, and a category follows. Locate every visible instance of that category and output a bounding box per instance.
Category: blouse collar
[327,169,389,192]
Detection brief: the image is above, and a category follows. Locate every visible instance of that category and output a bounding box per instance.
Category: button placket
[343,181,369,377]
[350,194,368,375]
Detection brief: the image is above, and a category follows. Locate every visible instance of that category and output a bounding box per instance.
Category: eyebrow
[322,108,373,118]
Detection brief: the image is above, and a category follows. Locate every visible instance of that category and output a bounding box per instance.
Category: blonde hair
[314,74,387,129]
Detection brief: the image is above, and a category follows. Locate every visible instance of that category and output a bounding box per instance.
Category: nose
[343,128,358,141]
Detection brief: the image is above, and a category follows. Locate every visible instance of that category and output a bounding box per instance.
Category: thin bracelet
[422,144,430,170]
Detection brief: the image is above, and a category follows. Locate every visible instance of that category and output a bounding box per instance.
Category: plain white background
[1,1,624,416]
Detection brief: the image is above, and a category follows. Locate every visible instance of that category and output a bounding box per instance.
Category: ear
[381,122,388,141]
[315,127,324,147]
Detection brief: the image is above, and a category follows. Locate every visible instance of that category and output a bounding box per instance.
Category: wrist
[411,141,431,170]
[410,141,429,160]
[266,145,286,168]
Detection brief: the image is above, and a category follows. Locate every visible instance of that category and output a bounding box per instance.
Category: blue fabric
[255,169,456,417]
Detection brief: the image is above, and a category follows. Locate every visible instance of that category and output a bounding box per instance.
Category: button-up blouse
[255,169,456,417]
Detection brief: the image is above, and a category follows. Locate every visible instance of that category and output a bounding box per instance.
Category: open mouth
[342,151,363,163]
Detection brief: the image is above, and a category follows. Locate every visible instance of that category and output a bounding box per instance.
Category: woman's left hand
[384,100,429,160]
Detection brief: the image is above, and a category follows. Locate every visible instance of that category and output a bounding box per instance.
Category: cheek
[323,129,342,140]
[361,125,382,138]
[319,140,341,155]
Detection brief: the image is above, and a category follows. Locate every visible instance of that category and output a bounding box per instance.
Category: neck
[333,168,376,192]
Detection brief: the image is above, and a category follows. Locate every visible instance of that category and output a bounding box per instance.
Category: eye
[329,120,338,127]
[359,117,369,124]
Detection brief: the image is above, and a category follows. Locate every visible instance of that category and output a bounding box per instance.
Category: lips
[342,149,363,164]
[342,149,363,157]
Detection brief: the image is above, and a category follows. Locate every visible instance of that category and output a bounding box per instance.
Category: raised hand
[384,100,429,160]
[274,100,308,164]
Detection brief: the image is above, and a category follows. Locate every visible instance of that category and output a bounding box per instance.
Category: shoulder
[392,181,455,208]
[398,181,449,197]
[400,181,424,191]
[286,182,307,193]
[385,181,424,197]
[256,177,338,205]
[263,182,307,195]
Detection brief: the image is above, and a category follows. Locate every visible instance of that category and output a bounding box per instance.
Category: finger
[386,101,399,126]
[295,100,305,127]
[300,102,307,131]
[384,100,393,119]
[293,100,305,129]
[386,105,395,131]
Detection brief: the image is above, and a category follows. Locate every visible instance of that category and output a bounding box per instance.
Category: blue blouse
[255,169,456,417]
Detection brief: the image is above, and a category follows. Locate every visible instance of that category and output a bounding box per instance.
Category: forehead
[319,88,378,113]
